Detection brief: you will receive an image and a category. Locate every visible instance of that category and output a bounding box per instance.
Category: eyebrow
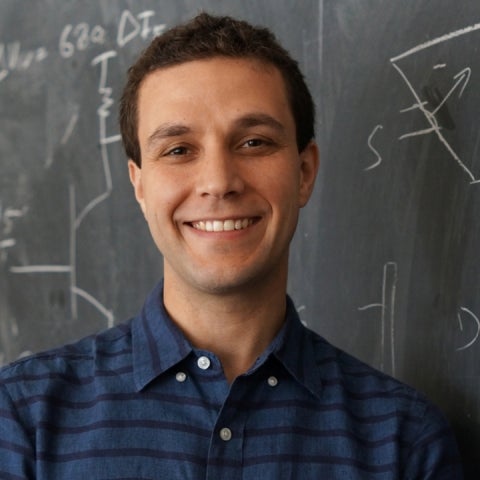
[145,113,287,152]
[145,123,192,152]
[233,113,286,135]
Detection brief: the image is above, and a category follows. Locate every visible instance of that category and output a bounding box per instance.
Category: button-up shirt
[0,281,462,479]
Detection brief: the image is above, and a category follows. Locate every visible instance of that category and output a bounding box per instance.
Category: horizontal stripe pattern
[0,282,462,479]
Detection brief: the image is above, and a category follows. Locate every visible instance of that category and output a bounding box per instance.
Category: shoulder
[0,319,134,396]
[307,327,427,405]
[304,328,462,476]
[303,327,451,435]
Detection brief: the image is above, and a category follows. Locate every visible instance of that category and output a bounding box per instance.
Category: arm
[403,402,463,480]
[0,381,35,480]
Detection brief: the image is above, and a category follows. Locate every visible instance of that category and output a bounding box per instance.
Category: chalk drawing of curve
[456,306,480,351]
[9,51,120,329]
[390,22,480,184]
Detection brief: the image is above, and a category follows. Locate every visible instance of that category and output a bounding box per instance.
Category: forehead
[136,57,294,133]
[139,56,286,94]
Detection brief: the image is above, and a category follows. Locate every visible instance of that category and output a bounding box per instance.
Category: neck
[163,271,288,383]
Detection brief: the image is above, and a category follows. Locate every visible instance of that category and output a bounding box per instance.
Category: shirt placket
[205,381,247,480]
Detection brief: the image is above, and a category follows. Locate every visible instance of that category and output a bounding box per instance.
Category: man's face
[129,57,318,296]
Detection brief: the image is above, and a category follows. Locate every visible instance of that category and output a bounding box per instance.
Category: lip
[187,217,260,232]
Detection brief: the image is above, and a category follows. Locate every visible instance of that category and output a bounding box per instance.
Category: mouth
[190,218,257,232]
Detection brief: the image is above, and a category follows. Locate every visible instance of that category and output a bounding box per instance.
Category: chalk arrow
[432,67,471,116]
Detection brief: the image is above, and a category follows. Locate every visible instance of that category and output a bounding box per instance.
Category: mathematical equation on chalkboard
[2,8,480,368]
[362,21,480,363]
[0,10,165,82]
[0,9,167,364]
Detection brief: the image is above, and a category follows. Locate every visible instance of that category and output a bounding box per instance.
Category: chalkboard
[1,0,479,476]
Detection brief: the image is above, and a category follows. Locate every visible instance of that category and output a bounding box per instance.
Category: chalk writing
[4,7,169,363]
[0,202,27,261]
[358,262,398,375]
[365,124,384,171]
[117,10,166,47]
[60,108,79,146]
[59,23,106,59]
[456,307,480,351]
[0,204,27,235]
[0,42,47,83]
[9,44,122,330]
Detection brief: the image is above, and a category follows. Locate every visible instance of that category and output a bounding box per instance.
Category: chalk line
[391,21,480,62]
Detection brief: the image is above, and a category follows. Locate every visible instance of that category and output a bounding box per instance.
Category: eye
[166,146,189,156]
[241,137,277,151]
[237,136,280,157]
[243,138,266,148]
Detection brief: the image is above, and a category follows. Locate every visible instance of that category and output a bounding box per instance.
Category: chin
[188,266,276,297]
[192,276,250,295]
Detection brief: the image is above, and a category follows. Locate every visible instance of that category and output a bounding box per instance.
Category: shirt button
[175,372,187,382]
[219,427,232,441]
[197,356,211,370]
[267,376,278,387]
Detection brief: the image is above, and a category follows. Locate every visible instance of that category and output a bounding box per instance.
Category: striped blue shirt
[0,281,462,479]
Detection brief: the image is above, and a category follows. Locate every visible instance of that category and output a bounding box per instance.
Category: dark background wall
[1,0,479,476]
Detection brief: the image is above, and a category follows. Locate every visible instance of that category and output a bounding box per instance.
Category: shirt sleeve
[403,402,464,480]
[0,380,35,480]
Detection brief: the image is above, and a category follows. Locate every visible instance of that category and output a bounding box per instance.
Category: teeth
[223,220,235,231]
[192,218,253,232]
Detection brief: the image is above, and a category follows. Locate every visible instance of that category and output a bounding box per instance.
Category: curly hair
[119,12,315,166]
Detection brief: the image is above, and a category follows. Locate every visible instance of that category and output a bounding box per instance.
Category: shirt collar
[272,296,324,399]
[132,281,323,398]
[132,281,193,391]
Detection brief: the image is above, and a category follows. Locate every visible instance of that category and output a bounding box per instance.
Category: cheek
[143,178,195,256]
[271,175,303,231]
[143,176,190,224]
[262,169,301,208]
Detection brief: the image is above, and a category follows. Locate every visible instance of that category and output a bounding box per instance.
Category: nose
[196,148,245,199]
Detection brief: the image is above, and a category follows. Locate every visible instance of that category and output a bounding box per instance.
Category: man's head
[124,13,319,298]
[120,12,315,167]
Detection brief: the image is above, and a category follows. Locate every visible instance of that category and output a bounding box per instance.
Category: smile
[191,218,255,232]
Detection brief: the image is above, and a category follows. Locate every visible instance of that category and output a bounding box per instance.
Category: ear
[298,141,320,207]
[128,159,147,217]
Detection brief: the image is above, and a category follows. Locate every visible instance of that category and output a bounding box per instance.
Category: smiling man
[0,12,462,479]
[127,54,318,383]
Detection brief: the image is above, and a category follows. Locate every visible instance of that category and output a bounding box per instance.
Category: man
[0,12,462,479]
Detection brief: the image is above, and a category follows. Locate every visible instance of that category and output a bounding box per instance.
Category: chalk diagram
[358,262,398,375]
[456,307,480,352]
[8,50,119,329]
[3,10,166,336]
[366,21,480,184]
[363,23,480,354]
[358,262,480,360]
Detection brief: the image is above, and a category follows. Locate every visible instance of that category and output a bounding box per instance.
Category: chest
[33,365,403,479]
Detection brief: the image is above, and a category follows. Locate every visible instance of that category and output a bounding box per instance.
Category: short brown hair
[119,12,315,166]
